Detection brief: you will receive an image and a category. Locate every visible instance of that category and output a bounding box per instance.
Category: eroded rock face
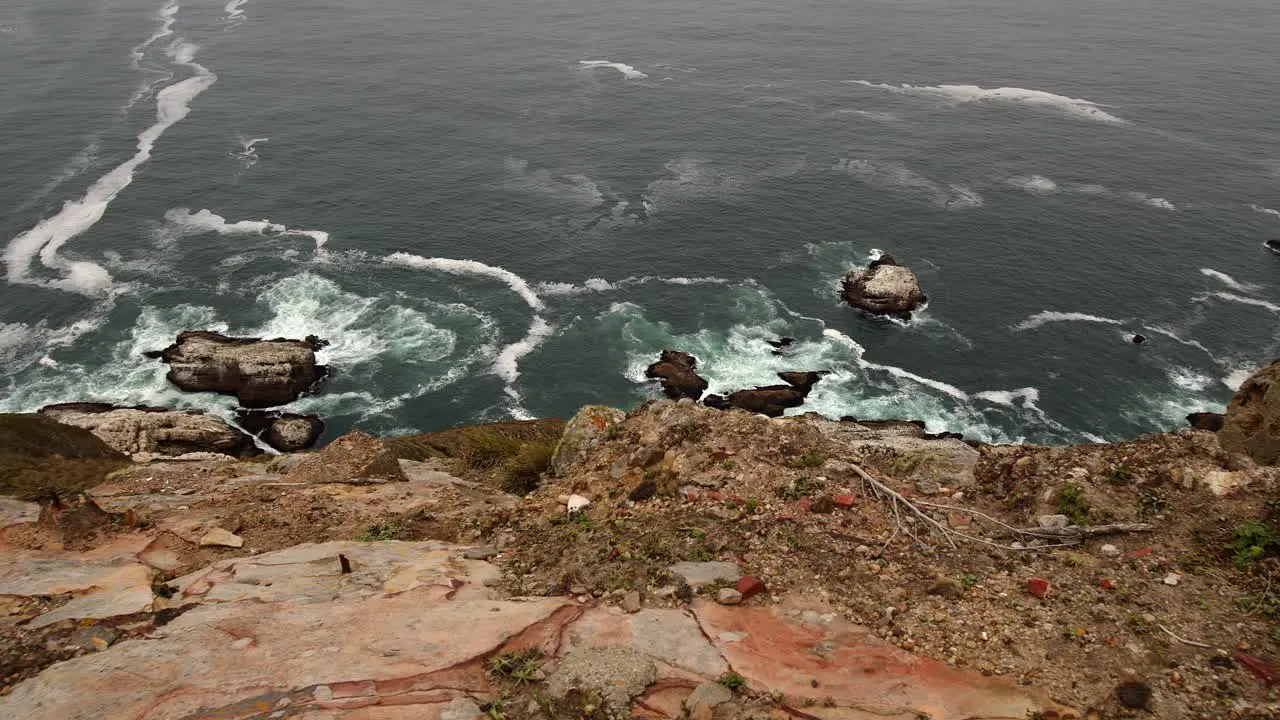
[645,350,709,400]
[285,430,407,483]
[38,404,255,458]
[148,331,328,408]
[234,410,324,452]
[1219,360,1280,464]
[840,254,926,319]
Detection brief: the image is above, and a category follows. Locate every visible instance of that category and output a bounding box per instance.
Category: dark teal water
[2,0,1279,444]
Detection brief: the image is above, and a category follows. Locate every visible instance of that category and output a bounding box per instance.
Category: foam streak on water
[1013,311,1124,331]
[1200,268,1261,294]
[579,60,647,80]
[5,33,217,297]
[164,208,329,249]
[850,80,1129,124]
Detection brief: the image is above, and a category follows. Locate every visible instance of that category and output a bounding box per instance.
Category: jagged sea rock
[0,413,130,496]
[645,350,709,400]
[39,403,255,458]
[234,410,324,452]
[1186,411,1225,432]
[840,253,926,320]
[703,371,824,417]
[285,430,408,483]
[1219,359,1280,464]
[551,405,625,477]
[147,331,329,408]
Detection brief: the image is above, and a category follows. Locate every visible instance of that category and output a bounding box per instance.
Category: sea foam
[1200,268,1261,294]
[1013,311,1124,331]
[5,38,216,296]
[579,60,648,80]
[164,208,329,249]
[851,81,1128,124]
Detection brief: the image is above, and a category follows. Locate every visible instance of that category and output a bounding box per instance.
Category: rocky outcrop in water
[1218,360,1280,464]
[840,254,926,320]
[234,410,325,452]
[1186,411,1226,432]
[644,350,709,400]
[38,403,255,458]
[147,331,329,408]
[703,371,824,417]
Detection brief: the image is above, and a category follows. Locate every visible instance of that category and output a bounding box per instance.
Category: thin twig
[1159,624,1211,649]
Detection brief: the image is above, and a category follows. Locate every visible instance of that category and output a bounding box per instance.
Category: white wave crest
[1199,291,1280,314]
[535,275,729,296]
[224,0,247,21]
[1007,175,1058,195]
[832,159,983,210]
[579,60,647,80]
[163,208,329,249]
[850,81,1128,124]
[5,39,216,296]
[1249,204,1280,218]
[1200,268,1261,294]
[1127,192,1176,211]
[384,253,551,413]
[1013,311,1124,331]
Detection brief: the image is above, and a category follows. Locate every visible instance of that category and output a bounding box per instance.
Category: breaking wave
[579,60,647,80]
[850,81,1128,124]
[1200,268,1261,294]
[163,208,330,249]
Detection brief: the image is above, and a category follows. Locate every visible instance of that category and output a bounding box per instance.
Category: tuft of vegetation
[0,413,129,498]
[487,649,544,685]
[962,574,980,589]
[499,442,555,494]
[356,522,407,541]
[460,431,524,470]
[789,452,826,469]
[1056,484,1091,526]
[1229,520,1277,570]
[1106,466,1134,486]
[717,671,747,690]
[776,475,825,500]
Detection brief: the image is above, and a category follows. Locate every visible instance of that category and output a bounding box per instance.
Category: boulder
[840,254,926,320]
[645,350,709,400]
[0,413,128,496]
[1186,411,1225,432]
[148,331,329,408]
[1219,360,1280,465]
[39,403,255,458]
[1266,239,1280,255]
[550,405,625,477]
[235,410,324,452]
[285,430,408,483]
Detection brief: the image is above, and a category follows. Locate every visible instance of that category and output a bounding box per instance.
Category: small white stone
[230,637,253,649]
[566,494,591,514]
[1163,573,1180,586]
[1099,544,1121,557]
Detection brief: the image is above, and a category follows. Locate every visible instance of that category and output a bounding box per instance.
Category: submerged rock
[39,403,255,458]
[235,410,325,452]
[645,350,709,400]
[1265,239,1280,254]
[1219,359,1280,464]
[840,254,926,320]
[148,331,329,408]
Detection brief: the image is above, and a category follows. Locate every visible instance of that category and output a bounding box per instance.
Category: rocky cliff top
[2,382,1279,718]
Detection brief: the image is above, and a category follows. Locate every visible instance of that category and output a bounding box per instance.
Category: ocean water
[2,0,1278,444]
